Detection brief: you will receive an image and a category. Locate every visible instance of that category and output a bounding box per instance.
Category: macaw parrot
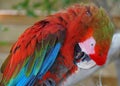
[0,3,114,86]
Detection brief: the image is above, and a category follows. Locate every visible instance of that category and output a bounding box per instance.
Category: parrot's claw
[74,44,96,69]
[41,78,56,86]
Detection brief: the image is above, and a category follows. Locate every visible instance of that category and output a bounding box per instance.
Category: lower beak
[75,55,96,69]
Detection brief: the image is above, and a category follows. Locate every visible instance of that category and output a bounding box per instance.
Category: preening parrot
[0,3,114,86]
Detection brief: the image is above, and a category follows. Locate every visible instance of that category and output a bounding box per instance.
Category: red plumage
[1,4,113,86]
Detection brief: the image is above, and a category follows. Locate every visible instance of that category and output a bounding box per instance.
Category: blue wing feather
[2,23,65,86]
[27,43,61,86]
[8,43,61,86]
[38,43,61,78]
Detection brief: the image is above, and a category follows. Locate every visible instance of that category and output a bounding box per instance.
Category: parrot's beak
[74,37,96,69]
[75,54,96,69]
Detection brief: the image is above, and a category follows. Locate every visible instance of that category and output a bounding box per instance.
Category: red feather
[1,4,113,86]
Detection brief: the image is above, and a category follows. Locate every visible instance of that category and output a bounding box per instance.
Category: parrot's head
[73,4,114,69]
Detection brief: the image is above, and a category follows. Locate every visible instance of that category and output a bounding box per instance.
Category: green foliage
[13,0,37,17]
[62,0,81,6]
[113,0,119,2]
[0,24,9,46]
[13,0,30,9]
[12,0,83,17]
[0,24,9,32]
[0,41,9,46]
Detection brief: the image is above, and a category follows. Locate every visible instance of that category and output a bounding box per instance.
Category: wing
[0,20,66,86]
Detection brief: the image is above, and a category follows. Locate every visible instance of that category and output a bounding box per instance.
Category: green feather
[93,7,114,42]
[25,39,51,76]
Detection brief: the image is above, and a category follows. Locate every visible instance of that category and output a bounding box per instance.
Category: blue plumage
[7,43,61,86]
[27,43,61,86]
[38,43,61,79]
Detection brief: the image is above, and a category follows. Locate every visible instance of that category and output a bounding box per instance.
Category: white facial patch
[78,36,96,55]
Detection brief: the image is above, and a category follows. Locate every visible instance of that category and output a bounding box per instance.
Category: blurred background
[0,0,120,86]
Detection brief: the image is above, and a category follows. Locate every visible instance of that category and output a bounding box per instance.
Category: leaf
[33,3,41,8]
[12,0,30,9]
[26,9,37,17]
